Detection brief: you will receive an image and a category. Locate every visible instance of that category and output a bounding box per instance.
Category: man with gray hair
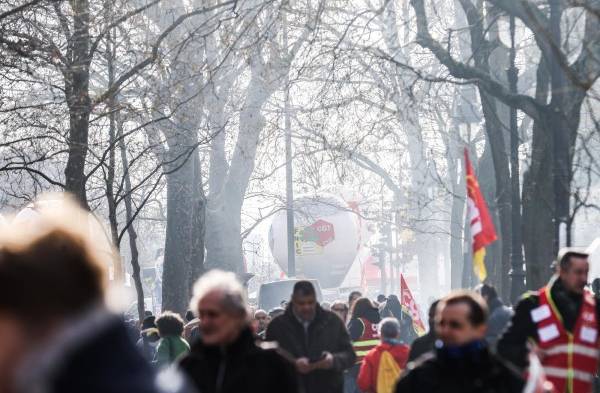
[357,318,409,393]
[178,270,298,393]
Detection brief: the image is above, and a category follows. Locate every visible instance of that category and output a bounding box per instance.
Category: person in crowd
[178,270,298,393]
[126,317,142,342]
[269,306,285,320]
[498,248,600,393]
[154,311,190,367]
[266,281,356,393]
[331,300,349,323]
[253,309,270,339]
[347,297,382,393]
[395,291,524,393]
[407,300,438,362]
[348,291,362,317]
[137,315,160,362]
[358,318,409,393]
[0,198,190,393]
[475,283,513,348]
[381,295,418,344]
[183,317,201,346]
[377,295,387,304]
[321,301,332,311]
[185,310,195,323]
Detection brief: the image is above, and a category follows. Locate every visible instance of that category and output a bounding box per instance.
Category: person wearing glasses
[395,291,523,393]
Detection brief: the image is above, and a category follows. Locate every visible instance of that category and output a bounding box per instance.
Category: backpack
[376,350,401,393]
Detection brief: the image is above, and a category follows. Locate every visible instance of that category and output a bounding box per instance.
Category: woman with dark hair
[154,312,190,367]
[346,298,381,393]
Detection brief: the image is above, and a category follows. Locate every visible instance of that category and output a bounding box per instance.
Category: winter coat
[380,296,418,345]
[15,310,194,393]
[178,327,299,393]
[485,298,513,348]
[357,342,410,393]
[266,304,356,393]
[407,332,435,362]
[497,277,600,370]
[155,336,190,367]
[395,342,524,393]
[137,328,160,362]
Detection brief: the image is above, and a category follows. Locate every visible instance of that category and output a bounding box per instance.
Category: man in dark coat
[180,326,298,393]
[179,270,298,393]
[20,312,187,393]
[476,284,513,349]
[407,300,438,362]
[396,291,524,393]
[266,281,356,393]
[0,212,188,393]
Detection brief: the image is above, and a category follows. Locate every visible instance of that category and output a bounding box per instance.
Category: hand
[313,352,334,370]
[296,357,313,374]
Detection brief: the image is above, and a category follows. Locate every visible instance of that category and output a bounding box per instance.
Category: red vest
[352,318,379,364]
[534,285,599,393]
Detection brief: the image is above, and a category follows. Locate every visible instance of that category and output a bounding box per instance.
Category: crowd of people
[1,202,600,393]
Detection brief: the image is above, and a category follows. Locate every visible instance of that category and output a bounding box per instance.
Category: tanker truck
[268,194,362,291]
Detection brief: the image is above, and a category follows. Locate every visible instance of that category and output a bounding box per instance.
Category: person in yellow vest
[498,248,600,393]
[346,297,381,393]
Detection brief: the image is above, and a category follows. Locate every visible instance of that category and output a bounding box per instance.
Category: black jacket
[497,277,600,369]
[18,314,185,393]
[178,327,298,393]
[407,331,436,362]
[266,304,356,393]
[485,298,513,348]
[396,343,524,393]
[381,295,419,344]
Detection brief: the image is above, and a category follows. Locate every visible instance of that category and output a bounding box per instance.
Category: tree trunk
[64,0,91,208]
[162,147,205,314]
[205,58,271,274]
[479,90,512,299]
[117,114,146,321]
[522,2,587,289]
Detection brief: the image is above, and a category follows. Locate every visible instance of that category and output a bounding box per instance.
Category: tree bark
[204,81,269,273]
[479,90,512,298]
[118,115,146,321]
[64,0,91,208]
[163,154,204,314]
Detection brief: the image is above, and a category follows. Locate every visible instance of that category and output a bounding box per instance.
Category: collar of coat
[190,326,258,356]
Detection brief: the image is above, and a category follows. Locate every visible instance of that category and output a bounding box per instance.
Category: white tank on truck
[269,194,361,289]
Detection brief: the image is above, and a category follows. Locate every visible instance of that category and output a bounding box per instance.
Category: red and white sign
[311,219,335,247]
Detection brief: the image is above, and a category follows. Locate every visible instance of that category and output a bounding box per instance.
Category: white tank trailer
[269,194,361,289]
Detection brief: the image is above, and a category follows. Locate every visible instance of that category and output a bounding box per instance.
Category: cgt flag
[400,274,426,336]
[465,149,497,282]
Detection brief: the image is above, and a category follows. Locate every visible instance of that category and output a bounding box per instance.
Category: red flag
[465,149,497,281]
[400,274,426,336]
